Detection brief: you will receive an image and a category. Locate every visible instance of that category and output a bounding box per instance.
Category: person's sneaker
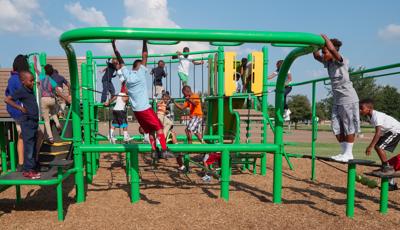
[373,165,395,177]
[17,164,23,172]
[108,135,116,144]
[331,154,344,161]
[178,165,186,172]
[201,175,211,182]
[47,138,55,145]
[389,183,399,191]
[161,150,175,159]
[335,154,353,163]
[123,135,131,142]
[22,171,41,179]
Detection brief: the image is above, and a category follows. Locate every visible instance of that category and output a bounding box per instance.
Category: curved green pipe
[210,42,243,46]
[148,40,180,45]
[272,43,309,48]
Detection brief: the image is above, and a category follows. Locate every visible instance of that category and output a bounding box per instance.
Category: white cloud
[0,0,61,37]
[65,2,108,27]
[378,24,400,41]
[119,0,209,56]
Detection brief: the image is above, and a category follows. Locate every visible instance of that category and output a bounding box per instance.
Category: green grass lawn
[292,124,376,133]
[285,141,400,163]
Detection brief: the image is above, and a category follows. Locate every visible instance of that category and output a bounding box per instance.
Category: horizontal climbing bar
[92,49,218,60]
[79,143,279,153]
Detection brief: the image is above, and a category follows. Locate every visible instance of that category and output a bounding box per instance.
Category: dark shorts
[134,108,163,134]
[376,132,400,153]
[112,110,128,128]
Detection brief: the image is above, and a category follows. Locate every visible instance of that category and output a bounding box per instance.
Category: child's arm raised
[112,40,125,67]
[141,40,148,66]
[366,126,382,156]
[321,34,342,62]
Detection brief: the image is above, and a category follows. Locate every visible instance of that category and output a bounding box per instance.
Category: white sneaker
[202,175,211,182]
[108,134,116,144]
[178,166,186,171]
[331,153,344,161]
[335,154,354,163]
[123,135,131,142]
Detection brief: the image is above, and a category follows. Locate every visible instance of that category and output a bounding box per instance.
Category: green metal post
[346,163,356,218]
[81,63,93,183]
[0,123,7,173]
[380,178,389,214]
[207,54,214,136]
[273,46,319,204]
[261,46,269,176]
[9,141,21,202]
[62,44,85,203]
[220,149,230,201]
[130,151,140,203]
[217,47,224,143]
[311,81,317,180]
[56,167,64,221]
[208,54,215,96]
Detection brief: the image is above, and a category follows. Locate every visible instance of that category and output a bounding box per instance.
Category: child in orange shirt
[174,85,204,144]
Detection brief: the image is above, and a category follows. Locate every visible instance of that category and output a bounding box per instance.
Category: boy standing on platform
[313,34,360,162]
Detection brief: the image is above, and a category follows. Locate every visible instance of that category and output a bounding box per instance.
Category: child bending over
[104,82,131,143]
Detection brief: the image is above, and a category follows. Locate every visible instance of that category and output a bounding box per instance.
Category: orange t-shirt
[183,93,203,117]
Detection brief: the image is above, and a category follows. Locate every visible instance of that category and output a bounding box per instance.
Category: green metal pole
[261,46,269,176]
[9,141,21,202]
[130,151,140,203]
[0,123,7,173]
[380,178,389,214]
[217,47,224,143]
[311,81,317,180]
[346,163,356,218]
[208,54,215,96]
[63,44,85,203]
[273,46,319,204]
[56,167,64,221]
[86,51,98,176]
[81,63,93,183]
[220,150,230,201]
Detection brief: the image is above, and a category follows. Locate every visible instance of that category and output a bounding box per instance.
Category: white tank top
[113,93,127,111]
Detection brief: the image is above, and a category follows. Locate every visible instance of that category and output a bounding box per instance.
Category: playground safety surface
[1,128,400,229]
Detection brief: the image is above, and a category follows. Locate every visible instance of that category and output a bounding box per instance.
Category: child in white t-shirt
[104,83,131,143]
[360,98,400,187]
[176,47,204,87]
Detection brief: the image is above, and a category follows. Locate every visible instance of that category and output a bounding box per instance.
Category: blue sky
[0,0,399,102]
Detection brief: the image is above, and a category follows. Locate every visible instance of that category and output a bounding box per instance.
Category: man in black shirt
[150,60,167,98]
[101,58,118,103]
[5,71,40,179]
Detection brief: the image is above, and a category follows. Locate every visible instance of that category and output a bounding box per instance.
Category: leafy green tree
[374,85,400,120]
[287,94,311,129]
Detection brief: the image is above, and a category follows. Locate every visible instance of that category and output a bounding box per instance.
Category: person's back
[113,92,127,112]
[5,71,23,119]
[370,110,400,135]
[324,57,358,105]
[121,65,150,112]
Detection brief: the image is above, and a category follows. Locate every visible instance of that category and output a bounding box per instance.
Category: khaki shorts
[155,85,164,97]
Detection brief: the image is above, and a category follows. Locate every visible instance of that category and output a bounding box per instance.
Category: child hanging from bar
[150,60,167,98]
[100,58,119,103]
[176,47,204,87]
[112,40,172,159]
[359,99,400,190]
[103,82,131,143]
[313,34,360,162]
[174,85,204,144]
[157,92,185,170]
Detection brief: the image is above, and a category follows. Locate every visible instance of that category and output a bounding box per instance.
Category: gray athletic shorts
[331,102,360,136]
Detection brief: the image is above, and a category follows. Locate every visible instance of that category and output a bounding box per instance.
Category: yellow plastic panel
[224,52,237,96]
[251,51,263,95]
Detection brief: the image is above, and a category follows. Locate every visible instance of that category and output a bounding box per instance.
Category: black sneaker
[17,164,23,172]
[389,183,399,191]
[373,165,395,177]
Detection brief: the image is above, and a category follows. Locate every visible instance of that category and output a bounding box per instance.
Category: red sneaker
[22,171,41,179]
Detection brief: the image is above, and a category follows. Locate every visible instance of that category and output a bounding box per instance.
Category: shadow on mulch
[0,176,75,218]
[282,171,400,212]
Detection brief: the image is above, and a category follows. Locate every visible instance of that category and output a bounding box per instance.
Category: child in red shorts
[202,152,221,182]
[112,40,172,158]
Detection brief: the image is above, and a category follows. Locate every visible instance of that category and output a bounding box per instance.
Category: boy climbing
[150,60,167,98]
[359,99,400,189]
[177,47,204,87]
[313,34,360,162]
[174,85,204,144]
[112,40,171,158]
[100,58,119,103]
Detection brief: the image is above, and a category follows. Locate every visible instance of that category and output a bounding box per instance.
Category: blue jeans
[101,81,115,103]
[21,118,39,172]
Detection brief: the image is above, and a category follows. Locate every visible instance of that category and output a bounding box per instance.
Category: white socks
[340,142,346,154]
[123,131,129,138]
[343,142,354,157]
[110,129,114,137]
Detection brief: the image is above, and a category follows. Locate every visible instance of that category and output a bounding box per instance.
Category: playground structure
[0,27,400,221]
